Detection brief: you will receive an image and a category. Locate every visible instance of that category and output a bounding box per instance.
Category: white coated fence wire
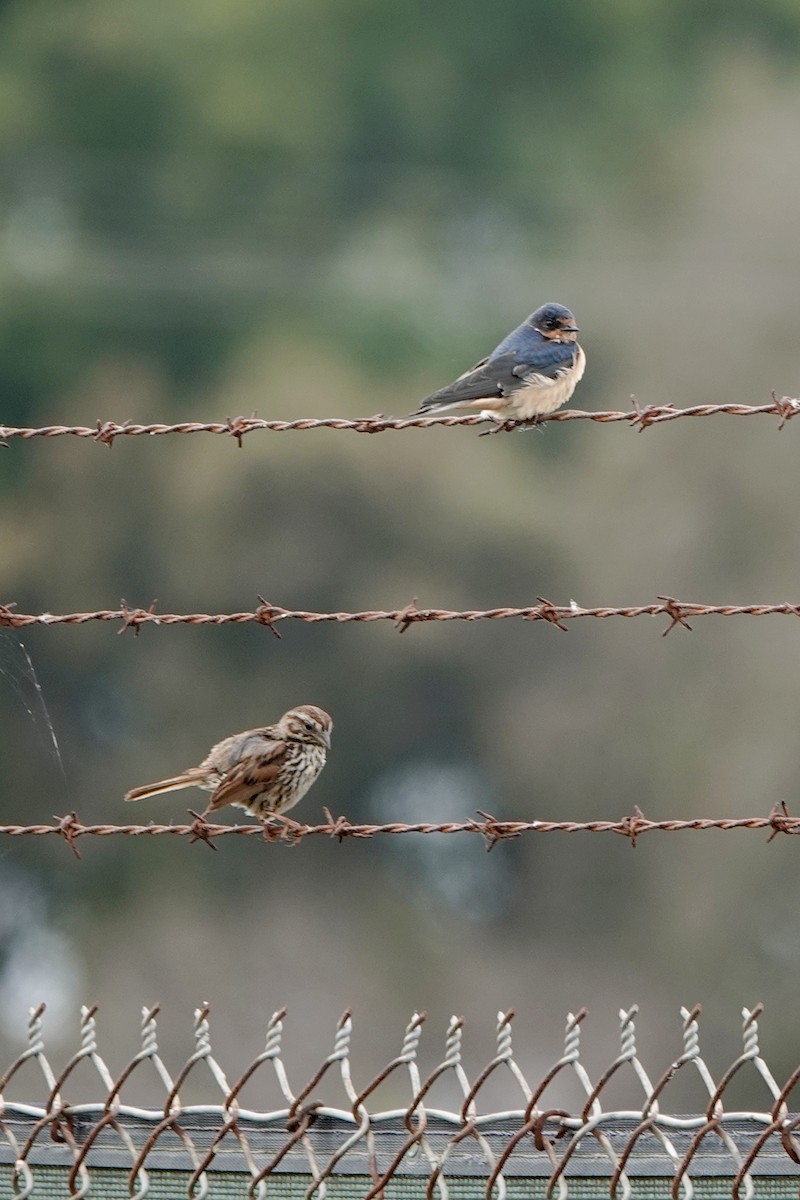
[1,1003,800,1198]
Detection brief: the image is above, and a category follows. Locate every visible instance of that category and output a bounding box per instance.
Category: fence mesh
[2,1003,800,1198]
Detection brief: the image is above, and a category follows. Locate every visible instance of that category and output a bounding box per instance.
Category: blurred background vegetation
[1,0,800,1104]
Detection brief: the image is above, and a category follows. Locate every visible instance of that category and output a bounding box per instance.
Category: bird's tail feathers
[124,770,208,802]
[413,396,462,417]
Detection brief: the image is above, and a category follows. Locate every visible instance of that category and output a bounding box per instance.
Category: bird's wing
[204,734,286,812]
[417,352,519,410]
[198,727,276,774]
[417,342,579,411]
[511,340,578,384]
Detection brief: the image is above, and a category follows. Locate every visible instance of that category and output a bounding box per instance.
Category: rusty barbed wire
[0,394,799,446]
[2,595,800,637]
[1,1002,798,1198]
[0,803,797,857]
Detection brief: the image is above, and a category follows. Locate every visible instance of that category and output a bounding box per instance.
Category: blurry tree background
[1,0,800,1102]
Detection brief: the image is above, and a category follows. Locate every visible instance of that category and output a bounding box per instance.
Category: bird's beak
[318,728,332,750]
[562,324,579,333]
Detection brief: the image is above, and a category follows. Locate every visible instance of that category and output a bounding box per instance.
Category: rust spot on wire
[615,806,648,847]
[186,810,218,851]
[474,809,524,851]
[94,418,132,447]
[658,595,693,636]
[772,390,800,431]
[533,595,569,631]
[766,800,796,841]
[226,412,259,447]
[118,598,158,636]
[285,1100,322,1133]
[780,1116,800,1164]
[321,807,355,842]
[254,595,283,638]
[628,394,665,431]
[394,597,421,633]
[478,416,517,436]
[56,812,82,859]
[353,412,389,433]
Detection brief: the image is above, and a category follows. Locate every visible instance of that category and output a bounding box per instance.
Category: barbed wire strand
[2,596,800,638]
[0,803,796,857]
[0,394,799,447]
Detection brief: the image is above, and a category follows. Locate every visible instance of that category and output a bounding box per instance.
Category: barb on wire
[2,595,800,637]
[1,1002,799,1198]
[0,394,798,444]
[0,804,799,852]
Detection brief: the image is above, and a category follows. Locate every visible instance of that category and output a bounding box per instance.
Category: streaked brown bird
[124,705,332,818]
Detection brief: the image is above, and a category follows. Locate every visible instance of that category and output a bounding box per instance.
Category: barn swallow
[414,303,585,427]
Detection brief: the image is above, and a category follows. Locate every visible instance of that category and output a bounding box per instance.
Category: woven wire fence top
[2,1003,800,1199]
[0,394,798,445]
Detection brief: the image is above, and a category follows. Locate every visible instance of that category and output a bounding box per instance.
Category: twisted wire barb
[2,596,800,638]
[0,395,798,446]
[0,804,797,856]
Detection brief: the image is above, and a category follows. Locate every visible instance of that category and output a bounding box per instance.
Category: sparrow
[414,302,585,426]
[124,705,332,819]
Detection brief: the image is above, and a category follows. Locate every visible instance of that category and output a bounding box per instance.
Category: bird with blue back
[414,303,585,431]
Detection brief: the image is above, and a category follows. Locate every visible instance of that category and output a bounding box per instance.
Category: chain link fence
[2,1002,799,1198]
